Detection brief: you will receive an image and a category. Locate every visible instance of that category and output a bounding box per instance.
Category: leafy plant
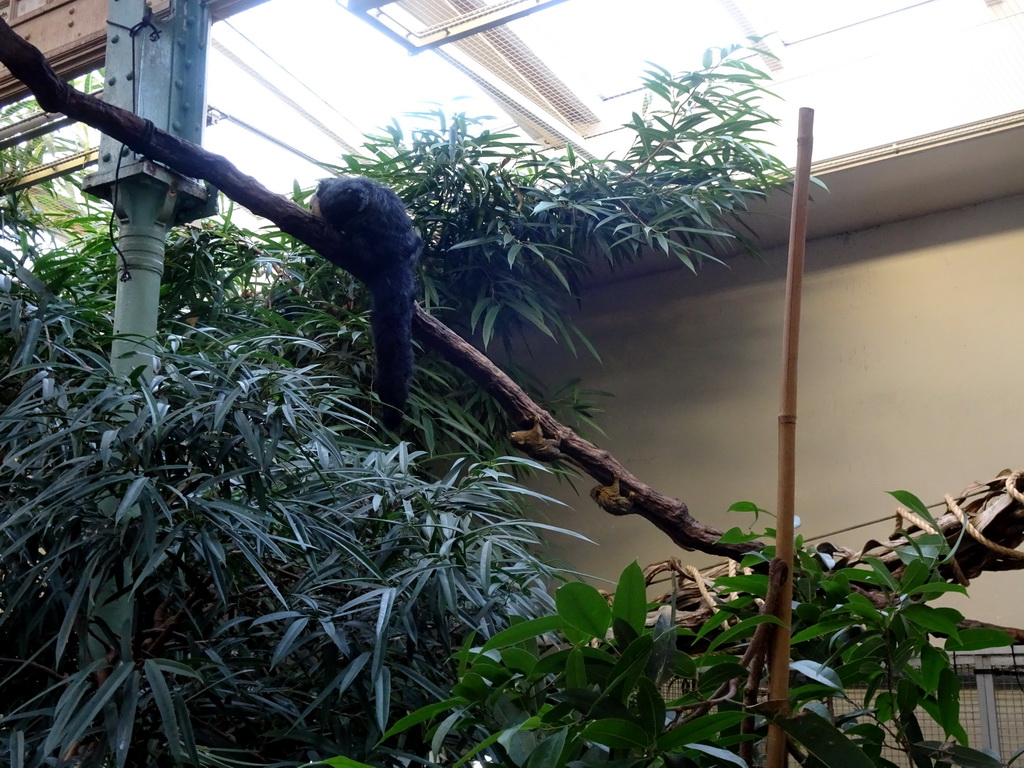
[379,561,759,768]
[369,498,1014,768]
[0,245,581,767]
[337,45,788,357]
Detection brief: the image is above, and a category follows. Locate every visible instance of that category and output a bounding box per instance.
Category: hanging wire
[106,9,163,282]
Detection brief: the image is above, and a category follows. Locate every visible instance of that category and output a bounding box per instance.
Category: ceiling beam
[0,0,270,106]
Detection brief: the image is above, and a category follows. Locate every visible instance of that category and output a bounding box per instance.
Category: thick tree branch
[0,20,752,558]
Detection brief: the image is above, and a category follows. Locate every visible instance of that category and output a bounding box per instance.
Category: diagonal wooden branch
[0,19,753,558]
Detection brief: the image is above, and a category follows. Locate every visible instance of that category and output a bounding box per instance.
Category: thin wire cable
[107,11,161,282]
[221,19,363,135]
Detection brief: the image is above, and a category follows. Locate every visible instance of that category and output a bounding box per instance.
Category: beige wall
[530,194,1024,626]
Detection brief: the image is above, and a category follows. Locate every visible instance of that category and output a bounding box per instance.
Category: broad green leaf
[770,711,876,768]
[317,757,378,768]
[611,561,648,635]
[907,581,968,598]
[658,711,749,751]
[790,660,842,691]
[481,615,564,653]
[526,727,568,768]
[918,644,947,694]
[791,618,857,645]
[556,581,612,641]
[383,698,464,740]
[634,676,667,739]
[936,668,967,743]
[580,718,652,750]
[727,500,764,515]
[711,574,768,598]
[566,647,587,689]
[896,677,919,715]
[902,604,962,636]
[707,614,782,653]
[913,742,1003,768]
[717,526,762,544]
[899,558,933,592]
[887,490,939,530]
[945,626,1013,651]
[681,743,747,767]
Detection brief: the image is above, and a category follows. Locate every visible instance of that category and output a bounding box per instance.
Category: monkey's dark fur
[310,176,420,429]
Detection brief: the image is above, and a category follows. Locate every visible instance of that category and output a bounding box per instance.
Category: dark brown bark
[0,19,754,558]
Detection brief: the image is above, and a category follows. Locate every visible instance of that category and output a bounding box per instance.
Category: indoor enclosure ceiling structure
[202,0,1024,176]
[4,0,1024,238]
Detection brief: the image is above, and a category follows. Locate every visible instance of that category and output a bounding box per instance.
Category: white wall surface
[529,194,1024,625]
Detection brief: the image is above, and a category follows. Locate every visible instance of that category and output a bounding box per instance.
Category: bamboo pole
[765,106,815,768]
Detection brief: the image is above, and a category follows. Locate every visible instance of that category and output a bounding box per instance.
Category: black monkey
[310,176,420,429]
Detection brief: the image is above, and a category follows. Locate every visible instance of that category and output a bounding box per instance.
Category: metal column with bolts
[83,0,216,377]
[79,0,216,665]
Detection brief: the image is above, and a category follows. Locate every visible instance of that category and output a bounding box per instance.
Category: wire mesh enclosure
[833,648,1024,766]
[661,648,1024,766]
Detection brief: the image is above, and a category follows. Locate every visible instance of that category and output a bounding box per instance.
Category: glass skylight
[204,0,1024,190]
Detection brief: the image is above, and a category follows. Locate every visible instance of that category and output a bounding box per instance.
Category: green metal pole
[82,0,215,669]
[87,0,214,378]
[110,176,178,376]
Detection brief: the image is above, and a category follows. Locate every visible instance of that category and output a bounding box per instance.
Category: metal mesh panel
[396,0,599,130]
[661,649,1024,766]
[990,667,1024,758]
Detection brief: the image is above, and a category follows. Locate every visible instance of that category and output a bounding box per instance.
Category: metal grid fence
[832,648,1024,766]
[663,648,1024,765]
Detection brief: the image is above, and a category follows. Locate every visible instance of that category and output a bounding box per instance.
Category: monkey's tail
[368,264,416,430]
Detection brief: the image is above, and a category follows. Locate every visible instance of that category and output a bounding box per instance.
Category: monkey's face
[310,178,371,229]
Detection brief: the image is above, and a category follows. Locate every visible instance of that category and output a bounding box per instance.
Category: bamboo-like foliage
[0,238,579,766]
[0,47,789,767]
[337,47,788,356]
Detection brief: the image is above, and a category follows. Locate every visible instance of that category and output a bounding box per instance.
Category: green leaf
[634,676,667,739]
[381,697,466,741]
[902,604,963,636]
[894,680,920,719]
[707,614,782,653]
[945,626,1013,651]
[556,581,612,641]
[717,526,762,544]
[580,718,652,750]
[711,574,768,598]
[657,711,749,751]
[143,660,185,763]
[770,711,876,768]
[791,618,857,645]
[790,660,842,691]
[906,581,968,598]
[681,743,747,767]
[914,742,1003,768]
[935,668,968,743]
[317,757,378,768]
[918,644,946,694]
[566,647,587,689]
[532,200,561,214]
[727,500,763,514]
[526,727,568,768]
[481,615,565,653]
[887,490,939,530]
[611,561,648,635]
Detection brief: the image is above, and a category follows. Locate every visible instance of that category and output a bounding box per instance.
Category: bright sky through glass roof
[203,0,1024,194]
